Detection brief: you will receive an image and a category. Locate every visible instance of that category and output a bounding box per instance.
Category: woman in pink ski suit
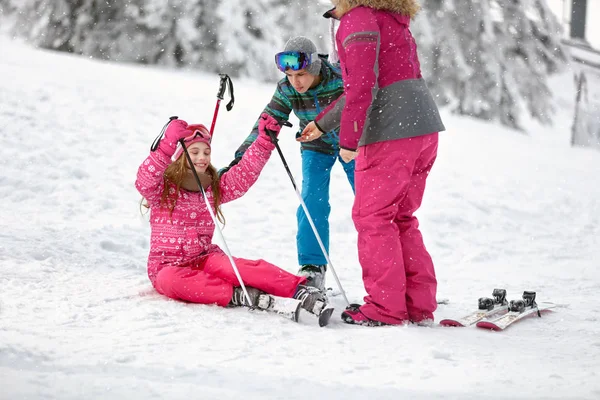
[307,0,446,326]
[135,113,325,313]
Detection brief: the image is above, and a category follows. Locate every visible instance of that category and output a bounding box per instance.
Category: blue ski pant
[296,150,355,266]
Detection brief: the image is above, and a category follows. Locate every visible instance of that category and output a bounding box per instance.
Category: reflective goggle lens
[275,51,311,72]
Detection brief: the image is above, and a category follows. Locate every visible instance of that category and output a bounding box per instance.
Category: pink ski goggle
[182,125,211,144]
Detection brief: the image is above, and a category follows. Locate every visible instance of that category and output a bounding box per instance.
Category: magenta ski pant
[153,253,305,306]
[353,133,439,325]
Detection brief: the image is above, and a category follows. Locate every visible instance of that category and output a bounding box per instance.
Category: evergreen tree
[501,0,567,127]
[214,0,327,80]
[0,0,568,130]
[416,0,566,130]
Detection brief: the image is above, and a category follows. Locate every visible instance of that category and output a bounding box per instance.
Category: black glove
[218,156,242,177]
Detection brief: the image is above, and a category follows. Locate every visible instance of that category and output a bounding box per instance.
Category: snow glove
[256,113,283,151]
[153,117,210,160]
[220,113,283,176]
[156,117,192,159]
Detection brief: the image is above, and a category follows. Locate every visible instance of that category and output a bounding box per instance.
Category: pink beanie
[172,124,211,161]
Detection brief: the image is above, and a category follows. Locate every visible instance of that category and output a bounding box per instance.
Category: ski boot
[229,286,265,308]
[341,304,389,327]
[297,264,326,292]
[294,284,334,327]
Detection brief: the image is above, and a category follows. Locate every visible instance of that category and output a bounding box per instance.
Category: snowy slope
[1,38,600,400]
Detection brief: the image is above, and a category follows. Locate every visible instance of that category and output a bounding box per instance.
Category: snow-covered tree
[501,0,567,127]
[0,0,567,130]
[214,0,327,80]
[415,0,567,130]
[0,0,75,50]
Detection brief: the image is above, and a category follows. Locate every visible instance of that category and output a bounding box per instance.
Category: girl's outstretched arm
[219,114,282,204]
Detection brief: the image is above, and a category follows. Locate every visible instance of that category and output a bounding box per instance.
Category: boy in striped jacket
[222,36,353,291]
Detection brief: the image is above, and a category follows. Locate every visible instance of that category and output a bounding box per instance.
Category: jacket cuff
[314,120,325,134]
[340,145,357,152]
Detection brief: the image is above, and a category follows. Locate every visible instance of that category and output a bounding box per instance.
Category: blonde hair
[333,0,420,19]
[141,155,225,224]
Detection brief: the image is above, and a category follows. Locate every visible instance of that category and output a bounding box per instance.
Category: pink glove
[256,113,283,149]
[157,119,190,158]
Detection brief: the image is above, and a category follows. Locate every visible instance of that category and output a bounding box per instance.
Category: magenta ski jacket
[316,6,444,151]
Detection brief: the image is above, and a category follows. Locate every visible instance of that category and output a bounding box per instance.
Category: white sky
[547,0,600,49]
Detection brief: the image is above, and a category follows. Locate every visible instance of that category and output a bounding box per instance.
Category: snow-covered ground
[1,38,600,400]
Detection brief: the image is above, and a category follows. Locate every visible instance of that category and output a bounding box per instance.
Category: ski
[302,298,335,327]
[255,294,334,327]
[256,294,301,322]
[439,289,508,327]
[318,304,335,327]
[476,291,555,331]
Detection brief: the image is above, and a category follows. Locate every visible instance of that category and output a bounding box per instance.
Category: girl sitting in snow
[135,113,327,316]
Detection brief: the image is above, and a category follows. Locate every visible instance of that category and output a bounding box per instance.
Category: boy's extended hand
[297,121,323,142]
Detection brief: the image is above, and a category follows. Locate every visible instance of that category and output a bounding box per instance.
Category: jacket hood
[333,0,420,19]
[318,55,342,84]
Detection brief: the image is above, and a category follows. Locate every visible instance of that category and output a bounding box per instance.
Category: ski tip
[293,301,302,323]
[318,306,335,327]
[476,321,502,331]
[538,303,557,311]
[437,298,450,305]
[439,319,465,327]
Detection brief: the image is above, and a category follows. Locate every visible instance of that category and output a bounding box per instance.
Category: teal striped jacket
[234,56,344,159]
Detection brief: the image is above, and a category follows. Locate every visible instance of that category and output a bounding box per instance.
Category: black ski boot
[229,286,265,308]
[297,264,326,292]
[294,285,328,315]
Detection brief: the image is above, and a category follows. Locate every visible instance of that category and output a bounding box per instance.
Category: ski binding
[439,289,508,327]
[476,291,555,331]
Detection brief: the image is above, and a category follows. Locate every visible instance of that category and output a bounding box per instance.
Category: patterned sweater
[136,138,274,284]
[234,56,345,159]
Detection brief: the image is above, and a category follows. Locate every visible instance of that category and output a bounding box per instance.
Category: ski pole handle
[210,74,235,136]
[265,119,292,144]
[265,129,278,144]
[217,74,228,100]
[217,74,235,111]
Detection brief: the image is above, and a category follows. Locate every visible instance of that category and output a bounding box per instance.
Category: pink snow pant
[153,253,306,306]
[353,133,439,325]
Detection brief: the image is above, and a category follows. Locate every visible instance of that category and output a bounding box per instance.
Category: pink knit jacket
[135,138,275,283]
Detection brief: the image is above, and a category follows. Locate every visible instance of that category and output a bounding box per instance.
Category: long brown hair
[333,0,420,19]
[141,155,226,225]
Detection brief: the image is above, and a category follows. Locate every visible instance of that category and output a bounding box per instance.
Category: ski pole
[264,123,350,307]
[179,139,253,307]
[209,74,234,136]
